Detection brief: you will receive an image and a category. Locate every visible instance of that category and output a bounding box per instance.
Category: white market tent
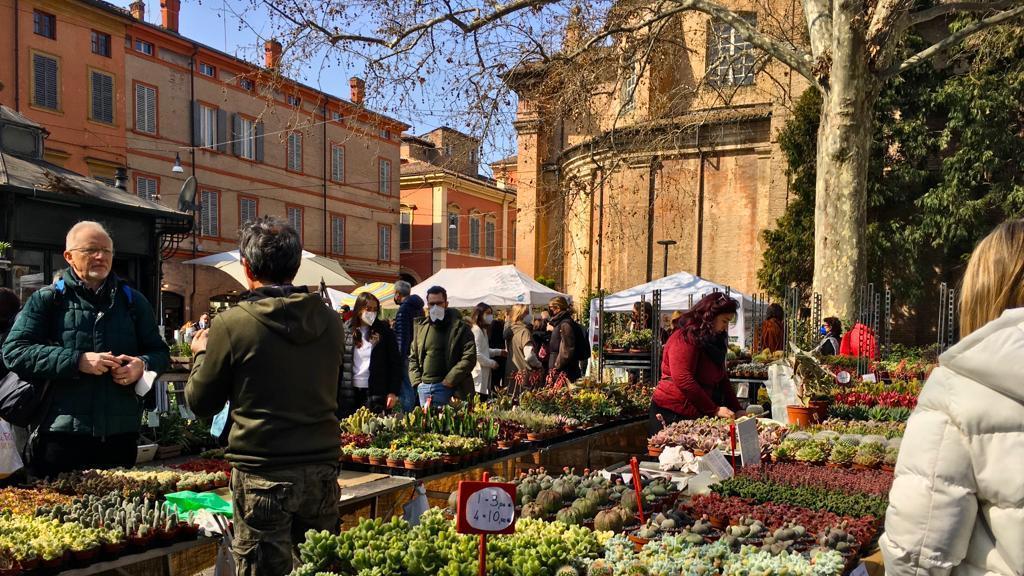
[588,271,754,348]
[411,265,571,309]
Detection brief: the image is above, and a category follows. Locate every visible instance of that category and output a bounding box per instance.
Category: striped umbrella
[330,282,397,309]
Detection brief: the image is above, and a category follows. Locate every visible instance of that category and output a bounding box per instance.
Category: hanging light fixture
[171,152,185,174]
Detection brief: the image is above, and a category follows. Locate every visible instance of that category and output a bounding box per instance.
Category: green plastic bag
[164,490,233,518]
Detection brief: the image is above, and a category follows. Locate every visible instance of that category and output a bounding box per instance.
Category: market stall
[409,265,570,308]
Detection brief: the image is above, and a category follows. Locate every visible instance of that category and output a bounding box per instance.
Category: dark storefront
[0,106,191,309]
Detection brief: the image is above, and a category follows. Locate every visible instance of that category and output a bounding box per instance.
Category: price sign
[861,373,877,383]
[455,481,516,535]
[699,448,734,480]
[735,416,761,467]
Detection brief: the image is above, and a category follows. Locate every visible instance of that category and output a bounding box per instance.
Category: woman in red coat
[649,292,745,434]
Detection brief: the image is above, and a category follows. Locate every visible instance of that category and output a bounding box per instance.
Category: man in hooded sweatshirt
[185,217,343,576]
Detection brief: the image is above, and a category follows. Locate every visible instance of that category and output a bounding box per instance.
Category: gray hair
[394,280,412,297]
[239,217,302,285]
[65,221,111,250]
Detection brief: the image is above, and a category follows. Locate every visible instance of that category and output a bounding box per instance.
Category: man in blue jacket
[3,221,169,477]
[392,280,422,411]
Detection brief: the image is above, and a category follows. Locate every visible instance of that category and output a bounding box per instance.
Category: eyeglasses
[69,247,114,257]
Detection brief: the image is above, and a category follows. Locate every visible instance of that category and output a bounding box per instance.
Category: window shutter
[101,73,113,123]
[232,114,241,156]
[34,54,58,109]
[135,84,145,131]
[146,85,156,132]
[255,121,264,162]
[216,109,228,152]
[33,55,46,107]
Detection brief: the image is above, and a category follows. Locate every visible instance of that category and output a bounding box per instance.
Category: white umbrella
[183,250,357,288]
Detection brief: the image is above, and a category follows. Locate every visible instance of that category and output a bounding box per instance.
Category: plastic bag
[0,420,24,479]
[163,490,233,518]
[210,402,230,437]
[766,363,798,424]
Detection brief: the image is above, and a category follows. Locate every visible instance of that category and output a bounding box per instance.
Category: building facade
[399,128,516,283]
[1,0,408,327]
[508,3,809,305]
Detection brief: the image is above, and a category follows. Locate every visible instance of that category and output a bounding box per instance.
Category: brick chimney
[264,39,282,69]
[349,77,365,106]
[129,0,145,21]
[160,0,180,32]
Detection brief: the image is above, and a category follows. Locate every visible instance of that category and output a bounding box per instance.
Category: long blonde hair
[960,219,1024,336]
[509,304,529,324]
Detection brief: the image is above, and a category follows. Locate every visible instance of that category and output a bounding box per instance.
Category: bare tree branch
[888,2,1024,77]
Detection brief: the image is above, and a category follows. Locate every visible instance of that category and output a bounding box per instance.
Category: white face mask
[429,305,446,322]
[484,314,494,325]
[361,311,377,326]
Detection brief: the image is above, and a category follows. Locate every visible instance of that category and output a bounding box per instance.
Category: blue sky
[107,0,519,168]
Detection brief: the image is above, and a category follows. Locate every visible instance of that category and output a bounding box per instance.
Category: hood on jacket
[940,307,1024,404]
[237,287,332,345]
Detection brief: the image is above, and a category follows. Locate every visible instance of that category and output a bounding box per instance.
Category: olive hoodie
[185,286,343,472]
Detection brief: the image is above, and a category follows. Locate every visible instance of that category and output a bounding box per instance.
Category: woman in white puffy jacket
[469,302,506,400]
[880,219,1024,576]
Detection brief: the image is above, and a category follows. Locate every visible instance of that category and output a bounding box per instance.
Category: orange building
[0,0,127,181]
[1,0,409,326]
[399,128,516,284]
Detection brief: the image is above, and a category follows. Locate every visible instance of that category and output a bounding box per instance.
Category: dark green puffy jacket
[1,269,170,437]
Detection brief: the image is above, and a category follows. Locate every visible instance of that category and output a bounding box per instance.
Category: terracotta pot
[648,446,664,458]
[882,464,896,473]
[786,405,817,428]
[368,456,385,466]
[497,440,511,450]
[404,460,425,470]
[386,458,402,468]
[807,400,829,423]
[693,449,706,457]
[351,455,367,464]
[526,432,543,442]
[442,455,460,465]
[627,533,649,551]
[339,452,352,463]
[708,515,729,530]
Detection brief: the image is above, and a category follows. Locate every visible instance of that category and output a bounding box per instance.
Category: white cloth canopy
[589,271,753,348]
[410,265,570,309]
[183,250,357,288]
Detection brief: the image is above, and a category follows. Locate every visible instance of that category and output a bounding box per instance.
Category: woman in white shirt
[339,293,401,414]
[470,303,506,400]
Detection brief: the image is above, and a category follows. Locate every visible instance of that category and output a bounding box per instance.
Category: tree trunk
[812,14,876,320]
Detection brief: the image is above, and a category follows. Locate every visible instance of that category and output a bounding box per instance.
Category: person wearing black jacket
[546,296,582,384]
[339,293,401,414]
[0,288,19,380]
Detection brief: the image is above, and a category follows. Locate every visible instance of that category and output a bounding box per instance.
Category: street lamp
[656,239,677,277]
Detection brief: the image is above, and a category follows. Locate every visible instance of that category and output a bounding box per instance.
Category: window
[287,132,302,172]
[135,38,153,55]
[199,63,216,77]
[332,111,343,121]
[237,116,256,160]
[485,219,496,258]
[379,128,391,140]
[400,210,412,251]
[34,11,55,39]
[239,197,257,226]
[239,77,254,91]
[469,215,481,255]
[90,71,114,124]
[707,15,757,86]
[447,211,459,251]
[378,159,391,195]
[199,189,219,237]
[331,145,345,182]
[91,31,111,57]
[287,206,303,239]
[378,225,392,262]
[135,83,156,134]
[32,53,59,110]
[199,104,217,148]
[135,175,158,201]
[620,65,638,113]
[287,94,301,107]
[331,216,345,255]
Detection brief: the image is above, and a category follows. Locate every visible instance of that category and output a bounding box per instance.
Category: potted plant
[785,351,835,427]
[0,241,11,272]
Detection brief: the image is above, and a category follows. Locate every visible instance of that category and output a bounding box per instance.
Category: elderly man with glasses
[2,221,169,477]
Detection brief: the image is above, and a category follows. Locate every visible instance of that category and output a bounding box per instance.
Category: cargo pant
[231,463,341,576]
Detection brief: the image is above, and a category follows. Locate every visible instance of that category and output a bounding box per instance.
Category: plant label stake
[735,416,761,467]
[729,422,737,470]
[455,472,516,576]
[630,457,645,523]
